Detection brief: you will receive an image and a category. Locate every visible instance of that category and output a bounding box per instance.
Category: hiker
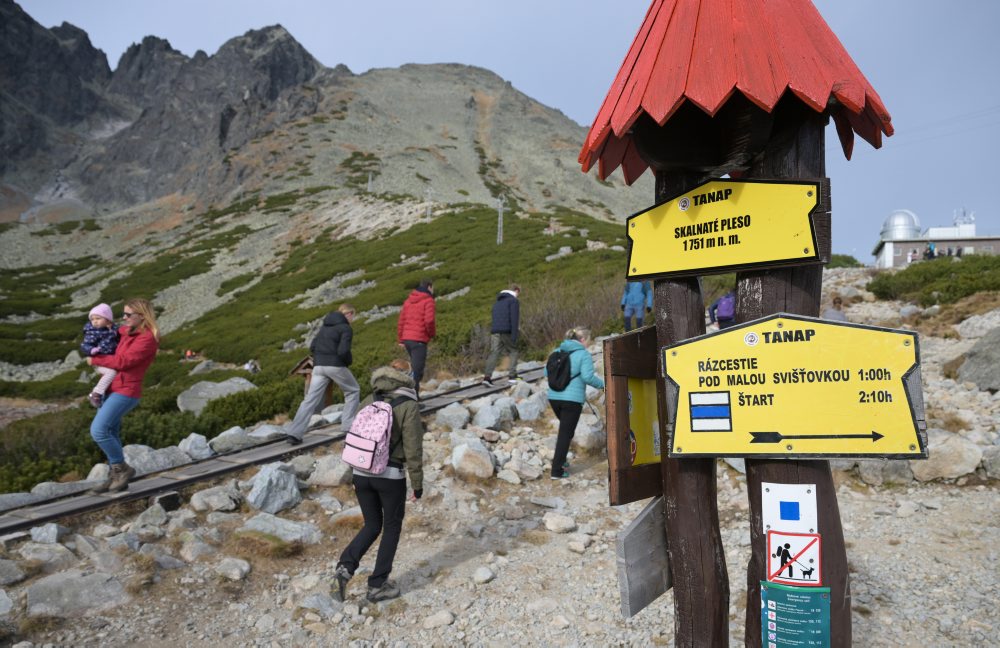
[333,359,424,604]
[87,298,160,493]
[81,303,120,408]
[397,279,436,395]
[621,280,652,331]
[285,304,361,445]
[709,290,736,329]
[482,283,521,385]
[546,328,604,479]
[822,296,849,322]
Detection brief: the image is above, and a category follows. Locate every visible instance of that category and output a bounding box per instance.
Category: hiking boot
[285,434,303,446]
[366,580,400,603]
[88,392,103,408]
[481,376,494,386]
[550,468,569,480]
[107,462,136,493]
[332,564,351,602]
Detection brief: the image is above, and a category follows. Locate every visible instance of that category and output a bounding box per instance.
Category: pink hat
[89,303,114,322]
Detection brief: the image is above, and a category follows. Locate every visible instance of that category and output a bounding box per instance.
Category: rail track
[0,366,550,536]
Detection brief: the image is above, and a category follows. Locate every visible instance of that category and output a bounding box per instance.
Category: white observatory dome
[879,209,921,240]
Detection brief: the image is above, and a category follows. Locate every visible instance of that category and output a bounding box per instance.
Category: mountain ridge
[1,0,652,244]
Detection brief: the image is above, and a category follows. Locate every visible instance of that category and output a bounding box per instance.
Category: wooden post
[739,112,851,647]
[653,171,730,646]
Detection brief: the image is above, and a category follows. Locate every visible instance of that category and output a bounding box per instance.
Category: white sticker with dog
[767,530,822,586]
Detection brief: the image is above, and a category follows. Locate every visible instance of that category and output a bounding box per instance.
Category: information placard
[761,582,831,648]
[626,178,823,280]
[662,313,927,458]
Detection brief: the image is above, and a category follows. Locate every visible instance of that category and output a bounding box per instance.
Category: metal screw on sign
[804,248,810,254]
[786,444,793,451]
[777,323,784,329]
[807,190,814,197]
[631,222,636,228]
[904,340,911,346]
[632,267,637,273]
[765,487,770,493]
[807,489,812,494]
[672,351,677,356]
[910,444,917,451]
[676,447,683,453]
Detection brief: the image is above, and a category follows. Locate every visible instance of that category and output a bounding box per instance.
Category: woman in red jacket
[87,298,160,493]
[396,279,436,395]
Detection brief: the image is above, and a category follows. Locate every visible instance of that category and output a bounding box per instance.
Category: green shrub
[828,254,863,268]
[867,255,1000,305]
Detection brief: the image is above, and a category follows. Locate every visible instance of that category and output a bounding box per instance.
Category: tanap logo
[744,331,760,347]
[678,197,691,211]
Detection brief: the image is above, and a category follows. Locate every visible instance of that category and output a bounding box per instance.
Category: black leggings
[338,474,406,587]
[403,340,427,392]
[550,399,583,476]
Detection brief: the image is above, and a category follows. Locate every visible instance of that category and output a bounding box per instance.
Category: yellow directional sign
[627,179,821,279]
[662,314,926,458]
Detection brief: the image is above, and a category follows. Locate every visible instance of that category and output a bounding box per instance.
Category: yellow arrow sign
[627,179,820,279]
[662,314,926,458]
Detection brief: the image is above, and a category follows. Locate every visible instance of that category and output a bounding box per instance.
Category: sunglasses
[122,311,141,319]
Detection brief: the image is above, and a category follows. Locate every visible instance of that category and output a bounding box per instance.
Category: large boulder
[239,513,322,544]
[981,445,1000,480]
[246,463,302,514]
[30,480,101,498]
[452,439,495,480]
[17,542,78,573]
[0,492,45,513]
[179,433,214,460]
[190,482,242,512]
[123,445,191,475]
[0,559,25,586]
[571,413,606,453]
[957,327,1000,392]
[208,426,256,454]
[27,570,129,618]
[909,429,983,481]
[857,459,914,486]
[306,454,353,487]
[248,424,286,441]
[176,377,257,415]
[473,404,503,430]
[435,402,471,430]
[516,394,548,421]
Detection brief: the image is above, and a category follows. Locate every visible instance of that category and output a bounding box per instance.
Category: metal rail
[0,365,549,536]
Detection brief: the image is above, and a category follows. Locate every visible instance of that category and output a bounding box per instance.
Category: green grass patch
[867,254,1000,306]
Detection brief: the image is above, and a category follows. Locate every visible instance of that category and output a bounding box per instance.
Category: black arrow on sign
[749,431,884,444]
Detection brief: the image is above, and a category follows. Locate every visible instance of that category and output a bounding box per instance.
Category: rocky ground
[1,268,999,647]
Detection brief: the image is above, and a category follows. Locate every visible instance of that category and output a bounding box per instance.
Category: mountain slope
[0,0,653,233]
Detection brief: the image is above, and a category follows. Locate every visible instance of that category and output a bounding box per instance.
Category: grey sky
[18,0,1000,260]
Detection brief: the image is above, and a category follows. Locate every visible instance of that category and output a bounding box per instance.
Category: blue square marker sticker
[779,501,800,521]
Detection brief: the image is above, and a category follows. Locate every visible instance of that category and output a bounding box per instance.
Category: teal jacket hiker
[545,339,604,403]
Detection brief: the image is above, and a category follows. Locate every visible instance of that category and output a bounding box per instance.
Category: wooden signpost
[581,1,899,646]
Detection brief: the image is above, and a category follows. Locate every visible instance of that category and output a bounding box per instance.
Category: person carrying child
[81,303,120,408]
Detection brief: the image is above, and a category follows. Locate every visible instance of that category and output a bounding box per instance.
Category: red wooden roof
[579,0,894,183]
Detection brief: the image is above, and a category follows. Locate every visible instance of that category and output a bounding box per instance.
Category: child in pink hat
[81,303,120,408]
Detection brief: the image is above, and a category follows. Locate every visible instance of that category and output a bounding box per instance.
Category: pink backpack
[342,397,402,473]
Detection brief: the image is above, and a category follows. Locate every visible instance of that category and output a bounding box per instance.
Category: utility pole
[496,195,507,245]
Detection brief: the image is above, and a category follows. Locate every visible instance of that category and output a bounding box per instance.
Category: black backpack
[546,348,581,391]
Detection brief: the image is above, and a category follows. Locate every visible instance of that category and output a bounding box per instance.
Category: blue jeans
[623,304,645,331]
[90,392,140,465]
